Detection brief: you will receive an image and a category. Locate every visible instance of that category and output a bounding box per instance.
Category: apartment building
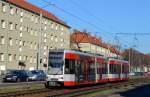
[71,30,119,58]
[0,0,70,72]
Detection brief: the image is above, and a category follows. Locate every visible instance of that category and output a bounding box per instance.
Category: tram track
[0,77,150,97]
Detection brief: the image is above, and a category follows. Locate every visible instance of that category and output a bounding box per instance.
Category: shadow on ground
[118,84,150,97]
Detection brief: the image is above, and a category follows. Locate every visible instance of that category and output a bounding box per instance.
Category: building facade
[71,30,119,58]
[0,0,70,72]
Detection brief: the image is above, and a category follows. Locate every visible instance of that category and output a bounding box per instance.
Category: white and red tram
[45,49,129,87]
[107,58,129,82]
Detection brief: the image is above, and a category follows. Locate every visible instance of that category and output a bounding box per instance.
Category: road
[117,84,150,97]
[94,84,150,97]
[0,81,46,87]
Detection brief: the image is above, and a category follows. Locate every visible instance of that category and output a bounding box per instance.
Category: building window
[19,46,22,52]
[44,33,46,37]
[43,51,46,56]
[24,56,27,61]
[61,39,64,42]
[16,8,19,14]
[0,53,4,61]
[19,40,22,46]
[20,11,24,16]
[51,35,53,41]
[55,37,58,42]
[26,56,28,61]
[43,58,46,63]
[20,26,23,31]
[31,15,34,21]
[20,17,23,22]
[44,26,47,30]
[30,42,33,49]
[15,24,17,30]
[20,32,22,37]
[30,56,32,63]
[35,17,38,23]
[2,3,6,12]
[61,27,64,31]
[0,36,5,44]
[23,56,26,61]
[15,39,18,44]
[55,25,58,30]
[33,57,36,64]
[14,54,16,60]
[10,6,14,15]
[34,30,37,36]
[44,45,47,50]
[27,27,29,32]
[44,38,47,43]
[9,22,13,30]
[23,41,25,46]
[34,43,37,50]
[1,20,6,28]
[10,7,14,15]
[51,23,54,28]
[19,55,22,61]
[9,38,13,46]
[30,29,33,35]
[45,20,47,25]
[8,54,12,61]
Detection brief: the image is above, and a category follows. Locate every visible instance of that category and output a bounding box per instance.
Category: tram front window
[65,59,75,74]
[48,52,64,75]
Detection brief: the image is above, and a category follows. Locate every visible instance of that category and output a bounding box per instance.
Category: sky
[27,0,150,54]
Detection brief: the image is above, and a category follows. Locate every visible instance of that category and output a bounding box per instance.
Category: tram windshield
[48,51,64,75]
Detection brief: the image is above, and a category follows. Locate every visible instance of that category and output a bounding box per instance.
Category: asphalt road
[117,84,150,97]
[0,81,46,87]
[98,84,150,97]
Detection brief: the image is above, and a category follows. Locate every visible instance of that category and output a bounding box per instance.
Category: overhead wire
[38,0,146,53]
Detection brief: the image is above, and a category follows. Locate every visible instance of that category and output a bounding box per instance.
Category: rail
[0,77,150,97]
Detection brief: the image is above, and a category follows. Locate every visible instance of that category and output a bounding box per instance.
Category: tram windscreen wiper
[53,68,62,75]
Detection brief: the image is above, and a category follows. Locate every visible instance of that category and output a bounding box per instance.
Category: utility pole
[129,48,131,73]
[37,12,43,70]
[116,32,150,73]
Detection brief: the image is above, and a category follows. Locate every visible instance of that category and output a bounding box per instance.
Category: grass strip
[0,84,45,94]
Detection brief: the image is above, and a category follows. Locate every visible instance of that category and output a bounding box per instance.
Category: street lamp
[37,2,55,70]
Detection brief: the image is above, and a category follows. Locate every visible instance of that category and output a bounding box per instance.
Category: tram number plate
[49,82,57,86]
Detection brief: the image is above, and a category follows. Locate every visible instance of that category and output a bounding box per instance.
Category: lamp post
[37,12,43,70]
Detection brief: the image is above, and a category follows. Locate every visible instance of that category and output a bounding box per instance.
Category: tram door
[75,59,85,82]
[87,57,96,82]
[75,55,88,82]
[75,56,96,83]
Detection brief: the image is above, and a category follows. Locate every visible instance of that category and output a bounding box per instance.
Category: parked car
[31,70,46,81]
[26,70,36,81]
[3,70,29,82]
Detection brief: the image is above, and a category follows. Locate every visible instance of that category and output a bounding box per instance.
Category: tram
[107,58,129,81]
[45,49,129,87]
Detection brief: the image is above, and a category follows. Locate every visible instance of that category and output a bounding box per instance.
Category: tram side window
[97,62,107,74]
[122,65,128,73]
[109,64,113,74]
[89,61,95,75]
[110,64,117,74]
[65,59,75,74]
[104,64,107,74]
[97,62,100,74]
[99,64,105,74]
[118,65,121,73]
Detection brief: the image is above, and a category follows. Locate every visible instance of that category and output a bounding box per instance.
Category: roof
[8,0,70,28]
[71,30,120,54]
[71,30,103,46]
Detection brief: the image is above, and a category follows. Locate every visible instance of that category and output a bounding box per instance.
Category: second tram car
[45,49,129,87]
[107,58,129,81]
